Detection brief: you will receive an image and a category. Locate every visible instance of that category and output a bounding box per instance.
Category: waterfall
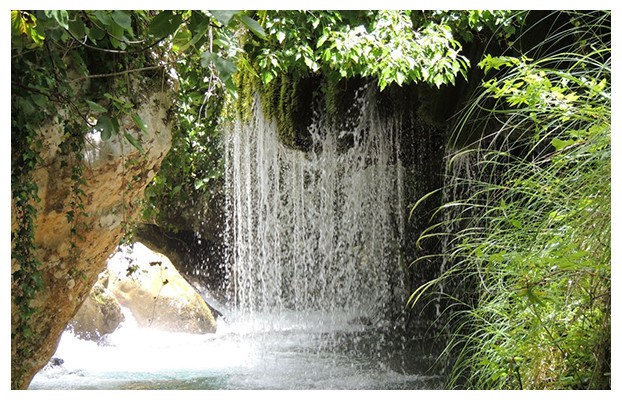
[223,86,407,323]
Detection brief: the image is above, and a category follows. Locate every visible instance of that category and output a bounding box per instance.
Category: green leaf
[551,138,575,151]
[31,94,47,108]
[188,11,208,33]
[172,29,192,52]
[210,10,239,26]
[109,20,126,49]
[69,51,89,76]
[124,132,145,155]
[317,33,329,48]
[86,100,107,113]
[433,73,445,88]
[237,14,265,39]
[93,11,112,26]
[149,11,183,38]
[111,11,132,32]
[68,18,86,38]
[224,77,238,95]
[132,114,148,133]
[110,117,120,134]
[201,52,237,82]
[95,116,115,141]
[510,219,522,229]
[44,10,69,30]
[12,11,45,46]
[87,26,105,42]
[11,10,27,35]
[176,19,212,53]
[194,179,205,190]
[478,55,519,74]
[261,70,274,84]
[522,287,545,307]
[395,70,405,86]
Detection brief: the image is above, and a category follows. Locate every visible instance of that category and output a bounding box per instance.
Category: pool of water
[29,310,443,390]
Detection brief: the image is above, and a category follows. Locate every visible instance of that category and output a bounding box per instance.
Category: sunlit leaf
[551,138,575,151]
[11,10,27,35]
[237,14,265,39]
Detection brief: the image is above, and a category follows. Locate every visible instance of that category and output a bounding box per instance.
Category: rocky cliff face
[11,87,174,389]
[69,270,125,342]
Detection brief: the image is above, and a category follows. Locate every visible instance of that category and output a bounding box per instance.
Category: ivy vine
[11,10,266,388]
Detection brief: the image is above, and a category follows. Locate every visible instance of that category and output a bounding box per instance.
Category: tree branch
[71,64,168,81]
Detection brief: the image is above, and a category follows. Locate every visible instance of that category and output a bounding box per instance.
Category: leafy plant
[10,9,265,389]
[242,10,523,90]
[409,10,610,389]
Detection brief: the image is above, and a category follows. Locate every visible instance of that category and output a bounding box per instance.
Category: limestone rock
[69,273,125,341]
[107,243,217,334]
[11,83,175,389]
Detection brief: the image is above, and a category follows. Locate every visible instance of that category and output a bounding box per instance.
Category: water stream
[30,307,440,390]
[30,86,443,390]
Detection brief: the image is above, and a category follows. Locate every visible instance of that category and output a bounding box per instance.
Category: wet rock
[49,358,64,368]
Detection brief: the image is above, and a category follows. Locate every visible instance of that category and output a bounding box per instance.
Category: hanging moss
[234,64,318,151]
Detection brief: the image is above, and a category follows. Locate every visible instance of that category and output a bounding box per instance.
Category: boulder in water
[69,271,125,341]
[107,243,217,334]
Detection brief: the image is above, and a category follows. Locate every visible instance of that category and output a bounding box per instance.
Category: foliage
[141,56,226,227]
[10,9,264,388]
[230,10,525,150]
[141,10,265,228]
[409,10,610,389]
[146,10,526,225]
[245,10,523,90]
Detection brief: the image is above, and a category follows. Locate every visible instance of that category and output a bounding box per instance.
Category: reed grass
[410,10,610,389]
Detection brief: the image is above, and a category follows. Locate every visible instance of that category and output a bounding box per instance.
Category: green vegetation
[10,10,263,389]
[233,10,523,147]
[410,10,611,389]
[140,10,265,229]
[11,9,610,390]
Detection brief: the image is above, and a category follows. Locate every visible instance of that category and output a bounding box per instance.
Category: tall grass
[410,11,610,389]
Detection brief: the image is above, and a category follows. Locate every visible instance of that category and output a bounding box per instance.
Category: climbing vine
[58,120,89,281]
[11,9,266,389]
